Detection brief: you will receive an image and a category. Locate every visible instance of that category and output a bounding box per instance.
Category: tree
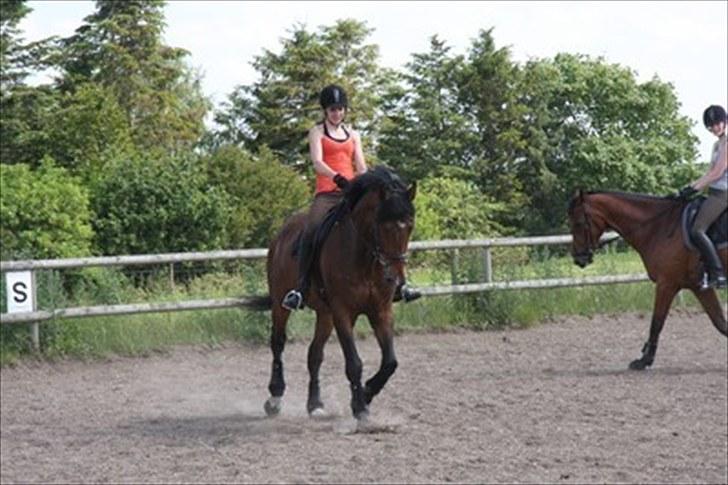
[211,19,393,174]
[56,0,210,154]
[457,29,527,220]
[0,0,59,166]
[45,83,135,184]
[0,0,32,91]
[377,36,476,182]
[515,53,699,233]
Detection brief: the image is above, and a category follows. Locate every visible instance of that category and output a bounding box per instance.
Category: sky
[18,0,728,160]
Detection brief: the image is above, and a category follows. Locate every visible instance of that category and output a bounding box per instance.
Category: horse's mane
[569,190,678,213]
[312,166,414,250]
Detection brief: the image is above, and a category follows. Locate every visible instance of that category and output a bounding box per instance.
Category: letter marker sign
[6,271,34,313]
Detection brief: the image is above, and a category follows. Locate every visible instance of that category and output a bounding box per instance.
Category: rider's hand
[675,185,698,200]
[333,173,349,190]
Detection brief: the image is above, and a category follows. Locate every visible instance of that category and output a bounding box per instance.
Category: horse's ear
[407,181,417,201]
[577,188,585,202]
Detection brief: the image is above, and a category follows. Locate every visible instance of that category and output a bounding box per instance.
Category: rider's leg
[282,193,343,310]
[690,189,728,289]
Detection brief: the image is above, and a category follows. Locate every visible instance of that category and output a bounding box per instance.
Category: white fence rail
[1,233,649,347]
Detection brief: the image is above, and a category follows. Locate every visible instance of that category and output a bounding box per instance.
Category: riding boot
[393,281,422,303]
[691,230,727,290]
[282,236,314,310]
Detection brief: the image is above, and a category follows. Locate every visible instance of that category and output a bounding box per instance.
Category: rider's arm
[692,140,727,190]
[352,130,368,175]
[309,126,338,179]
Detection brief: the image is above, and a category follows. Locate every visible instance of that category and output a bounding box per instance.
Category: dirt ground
[1,308,726,484]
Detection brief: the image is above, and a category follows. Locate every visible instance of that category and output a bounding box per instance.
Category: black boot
[281,235,314,310]
[692,231,727,290]
[393,282,422,303]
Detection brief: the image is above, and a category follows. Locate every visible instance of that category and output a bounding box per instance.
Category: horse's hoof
[309,407,327,419]
[264,396,283,416]
[354,409,370,422]
[628,359,650,370]
[364,387,374,405]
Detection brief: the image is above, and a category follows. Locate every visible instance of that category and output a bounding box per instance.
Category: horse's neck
[333,195,378,267]
[591,193,676,250]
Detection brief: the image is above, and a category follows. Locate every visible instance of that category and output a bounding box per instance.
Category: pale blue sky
[19,0,728,160]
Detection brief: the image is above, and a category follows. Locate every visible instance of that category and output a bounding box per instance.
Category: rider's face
[707,121,726,137]
[325,105,346,125]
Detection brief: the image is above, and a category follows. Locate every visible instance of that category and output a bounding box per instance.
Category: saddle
[681,197,728,251]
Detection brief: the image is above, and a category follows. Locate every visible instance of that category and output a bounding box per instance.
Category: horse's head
[344,166,416,286]
[567,190,606,268]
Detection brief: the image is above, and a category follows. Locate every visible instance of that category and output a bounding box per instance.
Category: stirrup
[699,272,728,291]
[401,284,422,303]
[281,290,304,310]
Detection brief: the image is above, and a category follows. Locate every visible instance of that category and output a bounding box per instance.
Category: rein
[340,204,409,274]
[577,196,682,256]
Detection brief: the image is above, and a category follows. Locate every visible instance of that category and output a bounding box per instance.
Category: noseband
[573,201,603,260]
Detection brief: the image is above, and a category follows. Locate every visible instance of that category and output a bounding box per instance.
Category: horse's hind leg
[264,306,289,416]
[307,312,333,416]
[364,309,397,405]
[692,288,728,336]
[630,282,679,370]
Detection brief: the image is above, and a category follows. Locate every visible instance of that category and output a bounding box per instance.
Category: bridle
[572,193,682,260]
[345,207,410,279]
[572,199,617,261]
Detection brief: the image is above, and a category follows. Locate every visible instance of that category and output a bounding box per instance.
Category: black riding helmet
[320,84,348,110]
[703,105,727,128]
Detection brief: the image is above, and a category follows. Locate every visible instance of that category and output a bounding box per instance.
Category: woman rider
[678,104,728,289]
[282,84,421,310]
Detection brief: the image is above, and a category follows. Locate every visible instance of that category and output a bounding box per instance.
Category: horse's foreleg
[692,288,728,336]
[264,307,288,416]
[629,282,679,370]
[334,319,368,420]
[364,311,397,405]
[307,312,334,416]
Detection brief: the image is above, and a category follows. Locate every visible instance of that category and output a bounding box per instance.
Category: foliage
[45,83,136,183]
[413,175,506,241]
[56,0,210,154]
[0,0,60,166]
[204,144,311,248]
[91,154,231,255]
[514,53,700,234]
[0,158,94,260]
[378,36,477,182]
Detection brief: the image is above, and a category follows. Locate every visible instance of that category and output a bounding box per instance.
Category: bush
[92,154,231,255]
[204,144,311,248]
[0,158,94,260]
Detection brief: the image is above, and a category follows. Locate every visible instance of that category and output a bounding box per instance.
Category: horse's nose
[573,254,592,268]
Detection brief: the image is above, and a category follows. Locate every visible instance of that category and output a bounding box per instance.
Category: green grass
[1,247,718,366]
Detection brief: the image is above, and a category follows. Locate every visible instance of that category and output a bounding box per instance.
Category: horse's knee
[383,358,398,376]
[345,356,363,383]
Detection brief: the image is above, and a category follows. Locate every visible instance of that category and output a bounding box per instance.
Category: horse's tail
[241,295,272,311]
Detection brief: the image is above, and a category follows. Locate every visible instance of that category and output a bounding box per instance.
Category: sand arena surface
[1,309,726,484]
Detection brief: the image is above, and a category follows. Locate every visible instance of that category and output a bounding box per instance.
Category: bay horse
[567,190,727,370]
[263,166,416,420]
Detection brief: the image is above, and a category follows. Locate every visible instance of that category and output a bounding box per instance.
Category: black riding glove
[676,185,698,200]
[333,173,349,190]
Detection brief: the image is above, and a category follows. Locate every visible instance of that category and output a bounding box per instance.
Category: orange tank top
[315,125,355,194]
